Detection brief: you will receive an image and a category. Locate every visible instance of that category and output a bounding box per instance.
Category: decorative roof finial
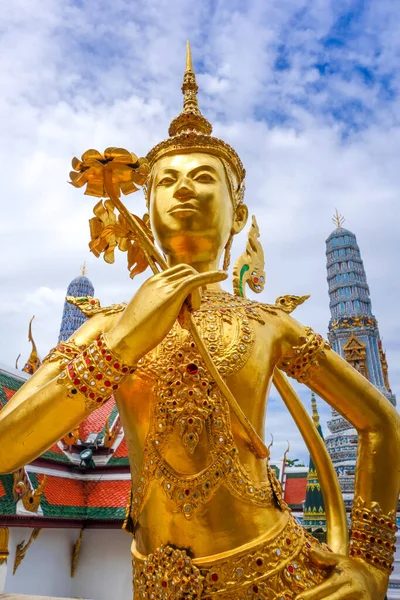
[81,262,87,277]
[22,316,41,375]
[332,209,345,229]
[311,392,320,428]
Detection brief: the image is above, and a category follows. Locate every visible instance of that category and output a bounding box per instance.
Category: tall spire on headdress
[168,41,212,137]
[146,42,245,187]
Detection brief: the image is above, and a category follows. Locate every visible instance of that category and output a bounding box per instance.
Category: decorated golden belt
[132,513,328,599]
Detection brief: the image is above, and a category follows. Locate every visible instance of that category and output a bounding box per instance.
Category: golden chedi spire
[146,41,245,195]
[311,392,320,429]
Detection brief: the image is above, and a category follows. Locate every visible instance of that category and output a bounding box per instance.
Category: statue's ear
[232,203,248,235]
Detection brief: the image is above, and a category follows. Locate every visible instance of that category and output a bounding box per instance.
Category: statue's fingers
[183,270,228,292]
[307,547,341,568]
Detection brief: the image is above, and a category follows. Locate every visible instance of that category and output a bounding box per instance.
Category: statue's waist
[132,511,328,599]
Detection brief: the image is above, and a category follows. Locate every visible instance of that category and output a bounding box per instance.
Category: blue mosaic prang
[325,222,396,500]
[58,275,95,342]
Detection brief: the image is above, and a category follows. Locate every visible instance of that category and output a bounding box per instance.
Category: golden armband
[278,327,331,383]
[349,497,397,573]
[57,334,136,410]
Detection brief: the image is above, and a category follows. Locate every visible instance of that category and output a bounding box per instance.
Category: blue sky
[0,0,399,463]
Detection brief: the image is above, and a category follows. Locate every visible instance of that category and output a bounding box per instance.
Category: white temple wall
[70,529,132,600]
[3,527,132,600]
[4,527,79,597]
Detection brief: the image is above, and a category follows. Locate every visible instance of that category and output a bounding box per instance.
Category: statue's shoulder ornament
[244,294,310,321]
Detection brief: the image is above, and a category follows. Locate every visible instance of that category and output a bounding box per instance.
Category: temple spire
[311,392,320,428]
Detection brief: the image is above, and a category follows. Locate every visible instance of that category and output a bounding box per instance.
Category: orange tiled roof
[113,437,128,458]
[284,476,307,506]
[79,396,116,441]
[3,387,16,401]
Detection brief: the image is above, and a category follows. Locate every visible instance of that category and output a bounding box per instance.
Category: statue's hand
[295,547,389,600]
[105,265,227,364]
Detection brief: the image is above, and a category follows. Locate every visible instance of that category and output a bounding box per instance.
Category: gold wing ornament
[233,216,265,298]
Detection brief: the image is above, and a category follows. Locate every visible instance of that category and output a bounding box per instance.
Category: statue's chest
[136,292,265,380]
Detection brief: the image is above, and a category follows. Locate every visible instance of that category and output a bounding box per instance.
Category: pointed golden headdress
[146,42,246,198]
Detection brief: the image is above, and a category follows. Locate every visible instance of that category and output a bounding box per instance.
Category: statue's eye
[195,173,215,183]
[157,176,176,186]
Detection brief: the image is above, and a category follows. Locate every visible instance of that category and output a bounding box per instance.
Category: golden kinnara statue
[0,43,399,600]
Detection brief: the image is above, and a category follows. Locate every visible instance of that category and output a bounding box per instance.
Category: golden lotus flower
[89,200,154,278]
[69,147,150,198]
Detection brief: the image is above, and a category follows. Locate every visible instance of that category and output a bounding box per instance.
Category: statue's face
[149,152,239,264]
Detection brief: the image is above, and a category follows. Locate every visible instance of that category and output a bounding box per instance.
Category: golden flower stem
[273,368,348,555]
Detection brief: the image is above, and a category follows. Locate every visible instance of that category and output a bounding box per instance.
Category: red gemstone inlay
[188,418,194,424]
[161,581,167,588]
[211,573,218,582]
[73,378,80,385]
[97,340,102,347]
[90,300,96,305]
[96,374,103,380]
[186,363,198,375]
[286,539,291,545]
[114,363,120,369]
[288,565,294,574]
[96,397,103,403]
[81,385,87,393]
[89,366,95,372]
[89,392,95,399]
[122,367,128,373]
[253,277,259,283]
[253,585,259,593]
[106,355,112,361]
[113,385,118,390]
[104,381,111,387]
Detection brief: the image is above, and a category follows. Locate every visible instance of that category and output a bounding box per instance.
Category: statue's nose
[173,179,195,200]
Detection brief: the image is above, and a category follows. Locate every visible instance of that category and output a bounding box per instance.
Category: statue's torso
[115,291,287,557]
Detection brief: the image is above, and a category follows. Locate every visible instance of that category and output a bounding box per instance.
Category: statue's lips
[167,203,199,215]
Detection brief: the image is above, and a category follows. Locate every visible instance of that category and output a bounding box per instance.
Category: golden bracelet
[278,327,330,383]
[58,334,136,409]
[349,497,397,573]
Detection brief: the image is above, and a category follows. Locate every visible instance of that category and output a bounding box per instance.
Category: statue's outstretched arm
[278,312,400,513]
[0,311,117,474]
[277,313,399,598]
